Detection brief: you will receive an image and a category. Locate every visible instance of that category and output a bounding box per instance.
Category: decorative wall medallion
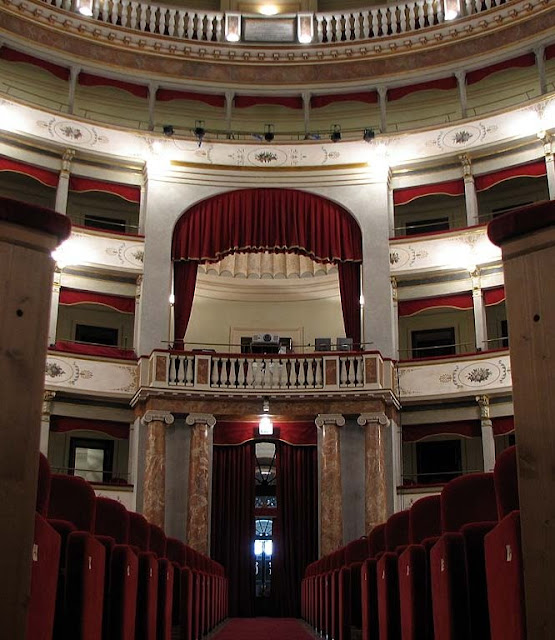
[131,249,144,263]
[247,148,287,166]
[321,147,340,164]
[45,360,66,379]
[45,358,78,385]
[38,119,108,147]
[457,361,501,388]
[122,244,145,267]
[466,367,492,383]
[429,123,496,151]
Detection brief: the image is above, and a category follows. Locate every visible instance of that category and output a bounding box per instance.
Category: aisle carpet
[210,618,316,639]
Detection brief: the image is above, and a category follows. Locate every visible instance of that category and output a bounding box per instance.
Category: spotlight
[363,128,375,142]
[264,124,275,142]
[163,124,174,137]
[330,124,341,143]
[193,120,205,147]
[304,132,321,140]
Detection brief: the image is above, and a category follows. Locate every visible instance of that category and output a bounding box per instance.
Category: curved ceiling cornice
[0,0,553,91]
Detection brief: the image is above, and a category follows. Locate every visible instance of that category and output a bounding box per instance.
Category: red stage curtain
[0,47,69,81]
[173,261,198,348]
[484,286,505,306]
[0,156,59,188]
[398,292,473,316]
[214,421,317,446]
[311,91,378,108]
[492,416,514,436]
[68,176,141,203]
[78,72,149,98]
[51,341,136,360]
[466,54,536,85]
[394,179,464,206]
[59,288,135,313]
[402,420,481,442]
[50,416,129,439]
[156,88,225,107]
[211,443,255,617]
[338,261,361,346]
[388,76,457,101]
[273,442,318,618]
[474,159,547,191]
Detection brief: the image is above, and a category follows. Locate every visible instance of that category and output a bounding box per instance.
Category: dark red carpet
[211,618,316,639]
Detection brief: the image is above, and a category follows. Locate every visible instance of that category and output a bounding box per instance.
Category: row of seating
[301,445,524,640]
[28,454,228,640]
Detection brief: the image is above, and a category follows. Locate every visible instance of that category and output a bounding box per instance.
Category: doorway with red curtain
[210,421,318,618]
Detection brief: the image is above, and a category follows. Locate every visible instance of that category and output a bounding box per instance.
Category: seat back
[149,523,167,558]
[494,445,519,518]
[166,537,187,566]
[37,454,52,516]
[344,537,368,564]
[441,472,498,533]
[409,495,441,544]
[95,496,130,543]
[48,474,96,531]
[385,510,410,551]
[367,523,386,557]
[128,511,151,551]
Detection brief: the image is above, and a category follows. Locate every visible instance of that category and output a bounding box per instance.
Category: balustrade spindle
[120,0,129,27]
[139,3,147,30]
[211,357,220,387]
[354,12,361,39]
[306,358,314,388]
[340,358,348,387]
[347,356,355,387]
[168,355,177,385]
[417,0,426,28]
[205,13,213,41]
[316,15,325,43]
[253,360,263,388]
[408,2,416,29]
[185,356,194,386]
[100,0,108,22]
[333,14,341,41]
[129,1,138,29]
[245,360,254,388]
[215,14,222,41]
[62,0,71,10]
[175,356,184,385]
[54,0,62,9]
[149,5,157,33]
[314,359,323,387]
[357,356,365,386]
[110,0,119,25]
[436,0,443,24]
[279,361,289,388]
[370,9,379,36]
[399,3,407,32]
[425,0,434,24]
[298,358,307,387]
[227,357,237,387]
[92,0,100,20]
[176,10,185,37]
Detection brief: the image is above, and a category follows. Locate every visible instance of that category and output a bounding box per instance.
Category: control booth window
[75,324,119,346]
[416,439,462,484]
[411,327,456,359]
[69,437,114,483]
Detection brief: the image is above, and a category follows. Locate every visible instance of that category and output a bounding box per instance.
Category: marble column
[455,70,468,119]
[142,410,174,528]
[471,268,488,351]
[47,268,61,347]
[54,149,74,215]
[315,414,345,556]
[185,413,215,555]
[477,395,496,472]
[40,391,55,456]
[358,412,390,531]
[461,153,480,226]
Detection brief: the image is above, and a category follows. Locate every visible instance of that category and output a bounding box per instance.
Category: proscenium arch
[171,187,363,347]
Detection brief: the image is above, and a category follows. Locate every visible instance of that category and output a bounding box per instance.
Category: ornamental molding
[315,413,346,427]
[476,394,491,419]
[185,413,216,427]
[357,412,390,427]
[141,410,174,425]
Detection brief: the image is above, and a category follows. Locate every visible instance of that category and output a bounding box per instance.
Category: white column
[387,170,395,238]
[133,274,143,353]
[54,149,74,214]
[542,134,555,199]
[455,70,468,119]
[147,83,158,131]
[390,416,402,513]
[225,90,234,135]
[391,277,399,359]
[67,66,79,115]
[47,269,62,347]
[477,395,496,472]
[471,268,488,351]
[461,153,480,226]
[40,391,55,456]
[378,86,387,133]
[128,416,141,511]
[535,45,547,95]
[302,91,311,136]
[138,165,148,233]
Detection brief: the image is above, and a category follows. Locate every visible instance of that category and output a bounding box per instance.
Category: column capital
[533,44,545,60]
[301,90,311,103]
[454,69,466,84]
[142,410,174,426]
[377,85,387,99]
[357,412,389,427]
[315,413,345,428]
[224,89,235,102]
[390,276,398,301]
[185,413,216,427]
[61,148,75,173]
[459,153,473,177]
[476,394,490,418]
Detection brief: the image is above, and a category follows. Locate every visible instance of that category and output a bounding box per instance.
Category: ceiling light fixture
[363,128,375,142]
[163,124,174,137]
[264,124,275,142]
[259,4,279,16]
[193,120,205,147]
[330,124,341,143]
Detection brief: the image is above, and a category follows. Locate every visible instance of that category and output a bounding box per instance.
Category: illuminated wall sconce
[444,0,461,20]
[297,13,314,44]
[225,13,242,42]
[259,415,274,435]
[76,0,93,16]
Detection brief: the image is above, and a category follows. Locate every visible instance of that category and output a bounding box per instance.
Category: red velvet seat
[430,473,498,640]
[361,523,386,640]
[339,537,369,640]
[48,473,106,640]
[95,497,139,640]
[377,510,410,640]
[166,537,194,640]
[398,495,441,640]
[148,523,174,640]
[26,455,61,640]
[329,547,347,640]
[128,512,159,640]
[484,446,525,640]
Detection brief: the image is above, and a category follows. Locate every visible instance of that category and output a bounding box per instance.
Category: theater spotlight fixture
[363,128,375,142]
[163,124,174,137]
[264,124,275,142]
[330,124,341,143]
[193,120,206,147]
[76,0,93,16]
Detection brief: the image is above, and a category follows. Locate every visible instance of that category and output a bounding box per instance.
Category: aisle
[210,618,316,639]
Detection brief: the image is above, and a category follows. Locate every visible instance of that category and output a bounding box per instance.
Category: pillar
[141,410,174,528]
[54,149,74,215]
[133,275,143,355]
[471,267,488,351]
[315,413,344,555]
[67,66,79,115]
[225,90,234,135]
[358,412,389,531]
[477,395,495,472]
[40,391,55,456]
[138,165,148,233]
[185,413,215,554]
[455,70,468,119]
[542,133,555,199]
[391,277,399,359]
[302,91,311,135]
[147,83,158,132]
[0,200,70,639]
[535,45,547,95]
[461,153,480,226]
[47,268,61,347]
[377,86,387,133]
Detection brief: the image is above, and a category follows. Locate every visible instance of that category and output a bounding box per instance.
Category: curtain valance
[474,159,547,192]
[394,179,464,206]
[68,176,141,203]
[398,292,473,316]
[0,156,59,188]
[59,288,135,313]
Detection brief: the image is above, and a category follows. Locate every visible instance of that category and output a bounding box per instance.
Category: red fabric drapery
[394,179,465,206]
[78,73,148,98]
[402,420,481,442]
[388,76,458,101]
[59,288,135,313]
[51,341,136,360]
[156,88,225,107]
[273,443,318,618]
[0,47,69,81]
[547,44,555,60]
[398,292,473,316]
[68,176,141,203]
[466,54,536,85]
[0,156,59,188]
[474,160,547,192]
[484,287,505,306]
[213,421,317,446]
[211,443,255,617]
[311,91,378,108]
[492,416,514,436]
[234,96,303,109]
[50,416,129,439]
[172,188,362,345]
